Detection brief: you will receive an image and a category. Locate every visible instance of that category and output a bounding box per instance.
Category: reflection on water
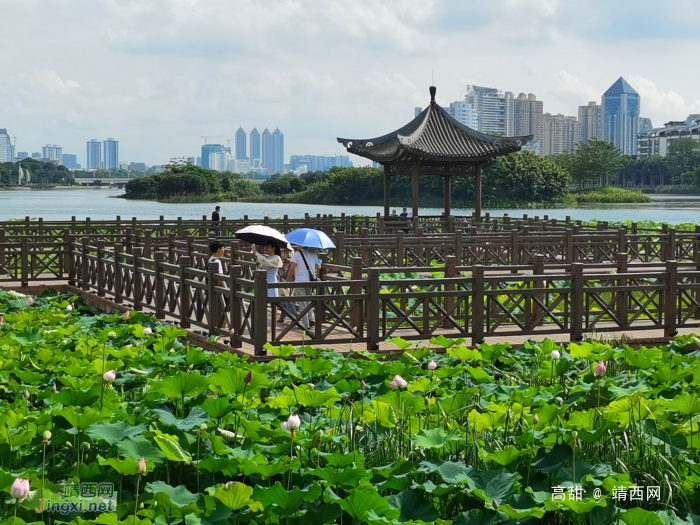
[0,188,699,224]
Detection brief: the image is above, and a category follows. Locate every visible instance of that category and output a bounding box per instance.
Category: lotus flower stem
[133,475,140,524]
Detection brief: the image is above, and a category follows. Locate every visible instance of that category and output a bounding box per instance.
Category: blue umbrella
[285,228,336,249]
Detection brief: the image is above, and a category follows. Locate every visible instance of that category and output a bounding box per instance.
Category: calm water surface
[1,188,699,224]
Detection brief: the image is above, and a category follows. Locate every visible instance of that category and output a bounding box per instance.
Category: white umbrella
[234,225,292,251]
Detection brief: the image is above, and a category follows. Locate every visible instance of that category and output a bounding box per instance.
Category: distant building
[466,85,515,136]
[234,158,251,174]
[86,140,102,169]
[289,154,353,172]
[201,144,224,170]
[209,152,226,172]
[235,127,247,160]
[446,100,479,129]
[196,156,202,167]
[415,107,422,118]
[262,128,284,175]
[16,152,29,160]
[514,93,544,147]
[578,101,603,143]
[250,127,261,167]
[42,144,62,162]
[31,152,42,159]
[103,138,119,170]
[118,161,130,170]
[62,154,80,169]
[0,129,12,162]
[520,141,541,155]
[543,113,580,155]
[638,115,700,158]
[639,118,653,134]
[129,162,147,172]
[602,77,640,155]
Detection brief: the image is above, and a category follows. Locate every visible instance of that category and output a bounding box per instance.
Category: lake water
[0,188,699,224]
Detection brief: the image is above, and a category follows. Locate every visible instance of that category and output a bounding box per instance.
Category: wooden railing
[68,239,700,356]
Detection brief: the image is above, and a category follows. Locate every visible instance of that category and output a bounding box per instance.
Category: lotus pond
[0,289,699,524]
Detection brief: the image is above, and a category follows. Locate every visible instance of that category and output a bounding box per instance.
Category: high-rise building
[129,162,147,172]
[514,93,544,147]
[262,128,274,173]
[201,144,225,170]
[446,100,479,129]
[602,77,640,155]
[196,156,202,167]
[543,113,580,155]
[466,85,515,136]
[235,127,247,160]
[42,144,63,163]
[639,118,653,134]
[16,152,29,160]
[86,140,102,169]
[288,154,353,172]
[272,128,284,175]
[32,152,42,159]
[250,128,261,167]
[0,129,12,162]
[62,154,80,169]
[103,138,119,170]
[578,102,603,143]
[638,115,700,158]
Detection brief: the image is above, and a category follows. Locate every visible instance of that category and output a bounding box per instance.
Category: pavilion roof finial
[429,86,436,104]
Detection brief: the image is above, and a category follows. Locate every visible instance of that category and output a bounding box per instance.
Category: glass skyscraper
[201,143,225,170]
[86,139,102,169]
[602,77,640,155]
[235,127,247,160]
[250,128,261,167]
[103,138,119,170]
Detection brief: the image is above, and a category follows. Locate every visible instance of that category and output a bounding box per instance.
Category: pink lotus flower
[10,478,30,500]
[124,310,131,320]
[594,361,607,377]
[0,315,4,325]
[244,371,253,385]
[428,360,438,370]
[26,297,34,306]
[103,370,117,383]
[361,380,366,389]
[388,375,408,389]
[533,414,540,425]
[137,457,147,475]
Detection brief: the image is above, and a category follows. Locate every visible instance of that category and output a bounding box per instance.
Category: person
[211,206,221,236]
[391,209,397,216]
[276,250,299,324]
[208,241,227,289]
[400,207,408,218]
[287,245,320,331]
[252,242,283,297]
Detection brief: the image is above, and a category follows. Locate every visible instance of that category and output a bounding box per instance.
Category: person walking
[287,245,320,331]
[252,242,283,329]
[276,251,299,324]
[208,241,228,330]
[211,206,221,236]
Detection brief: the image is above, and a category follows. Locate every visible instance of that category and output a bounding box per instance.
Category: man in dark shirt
[211,206,221,236]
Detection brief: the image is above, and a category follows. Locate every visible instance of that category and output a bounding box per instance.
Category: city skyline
[1,1,699,167]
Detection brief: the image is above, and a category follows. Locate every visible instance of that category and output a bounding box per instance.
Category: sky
[2,0,700,167]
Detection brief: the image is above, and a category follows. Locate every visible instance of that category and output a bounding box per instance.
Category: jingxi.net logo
[36,482,117,515]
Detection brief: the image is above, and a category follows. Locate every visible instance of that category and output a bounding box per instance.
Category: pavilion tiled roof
[338,86,532,165]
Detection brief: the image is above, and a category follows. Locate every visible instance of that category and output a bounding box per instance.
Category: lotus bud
[52,383,57,392]
[308,382,315,388]
[281,421,288,431]
[23,389,30,399]
[492,500,498,510]
[361,380,366,389]
[594,361,607,377]
[571,430,578,440]
[137,457,147,475]
[551,350,561,360]
[286,414,301,431]
[43,430,52,441]
[10,478,30,501]
[200,423,207,431]
[428,360,438,370]
[26,297,34,306]
[66,441,73,448]
[142,327,153,336]
[244,371,253,385]
[533,414,539,425]
[0,315,4,324]
[315,430,324,442]
[555,396,563,406]
[81,442,90,451]
[107,331,117,339]
[103,370,117,383]
[66,304,73,312]
[124,310,131,320]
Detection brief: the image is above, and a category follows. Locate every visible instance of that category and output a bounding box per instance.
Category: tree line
[0,158,75,186]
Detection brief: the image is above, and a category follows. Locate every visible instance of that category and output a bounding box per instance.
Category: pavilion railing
[68,239,700,355]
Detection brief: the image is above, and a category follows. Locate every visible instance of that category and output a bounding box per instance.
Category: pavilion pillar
[444,174,452,218]
[412,163,419,219]
[474,163,483,221]
[383,165,391,217]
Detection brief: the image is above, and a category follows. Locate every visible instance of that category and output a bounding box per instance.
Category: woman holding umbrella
[252,242,283,296]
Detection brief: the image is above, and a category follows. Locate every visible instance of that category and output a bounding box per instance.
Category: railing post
[350,257,363,332]
[208,260,221,336]
[570,263,584,341]
[511,229,520,267]
[178,256,191,328]
[96,240,106,297]
[367,268,380,351]
[616,252,628,327]
[253,269,268,356]
[471,265,484,346]
[0,229,5,273]
[335,232,345,266]
[177,217,184,238]
[221,216,227,237]
[143,230,152,259]
[443,255,456,329]
[396,231,405,266]
[229,265,242,348]
[565,229,574,264]
[200,215,207,237]
[132,246,143,311]
[67,233,76,285]
[631,222,638,259]
[81,237,90,291]
[167,233,176,264]
[533,254,546,327]
[667,228,676,261]
[665,260,678,337]
[21,237,29,287]
[455,229,463,265]
[618,228,627,254]
[114,243,123,304]
[154,251,165,319]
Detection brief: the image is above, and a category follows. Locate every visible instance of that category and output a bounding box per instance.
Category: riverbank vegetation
[557,187,651,204]
[1,290,699,524]
[0,158,75,186]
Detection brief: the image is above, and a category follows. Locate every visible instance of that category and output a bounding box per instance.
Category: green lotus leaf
[86,421,147,444]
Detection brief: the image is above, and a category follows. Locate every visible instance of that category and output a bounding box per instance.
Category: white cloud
[32,70,80,94]
[628,76,688,122]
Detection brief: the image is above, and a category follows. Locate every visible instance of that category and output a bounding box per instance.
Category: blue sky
[1,0,698,166]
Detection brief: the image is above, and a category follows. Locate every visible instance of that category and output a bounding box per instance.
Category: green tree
[665,138,700,185]
[556,140,627,187]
